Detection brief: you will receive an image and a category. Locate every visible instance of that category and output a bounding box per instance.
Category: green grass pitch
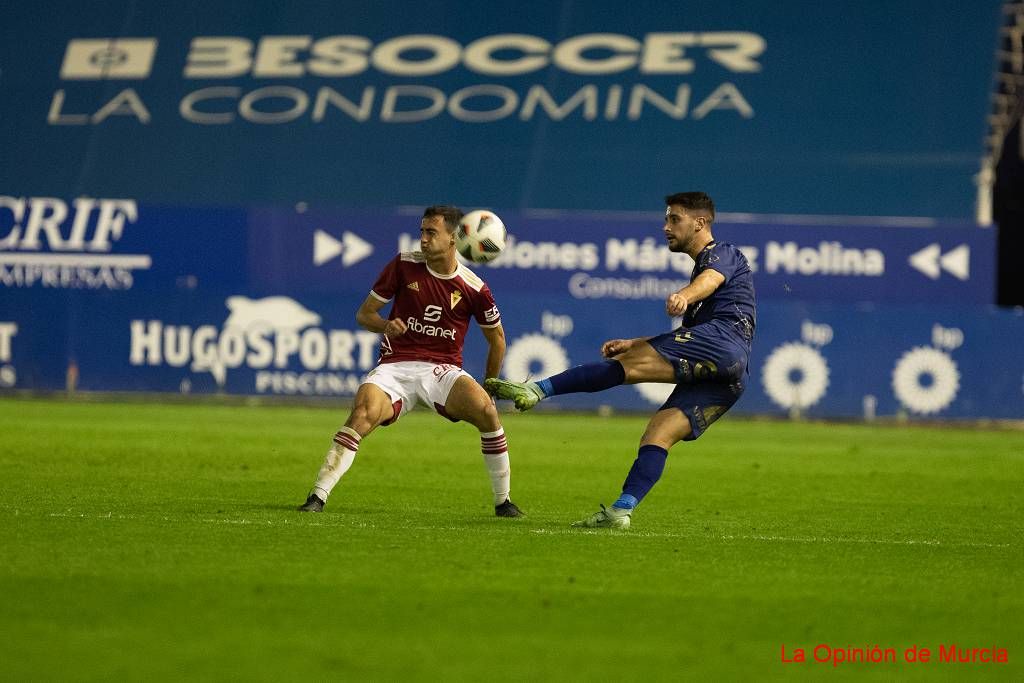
[0,397,1021,680]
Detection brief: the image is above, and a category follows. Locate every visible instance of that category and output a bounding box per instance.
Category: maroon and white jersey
[369,252,502,366]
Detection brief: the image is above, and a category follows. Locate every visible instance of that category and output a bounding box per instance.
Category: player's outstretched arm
[479,324,506,379]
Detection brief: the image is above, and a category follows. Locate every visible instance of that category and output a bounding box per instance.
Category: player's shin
[480,427,511,505]
[613,445,668,511]
[311,426,361,501]
[545,360,626,396]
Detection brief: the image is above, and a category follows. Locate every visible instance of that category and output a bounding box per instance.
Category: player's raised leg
[299,383,396,512]
[444,375,524,517]
[573,406,691,528]
[485,338,675,411]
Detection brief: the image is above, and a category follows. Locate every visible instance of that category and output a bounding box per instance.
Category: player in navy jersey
[487,192,754,528]
[299,205,524,518]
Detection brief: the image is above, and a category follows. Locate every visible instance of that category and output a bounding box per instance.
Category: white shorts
[364,361,471,425]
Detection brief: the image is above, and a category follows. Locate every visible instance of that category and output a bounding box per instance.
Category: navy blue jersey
[682,241,756,348]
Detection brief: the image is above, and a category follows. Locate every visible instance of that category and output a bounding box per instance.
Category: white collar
[426,262,459,280]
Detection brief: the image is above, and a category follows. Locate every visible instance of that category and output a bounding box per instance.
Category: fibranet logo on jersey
[406,304,457,339]
[129,296,379,395]
[49,31,765,126]
[0,196,149,290]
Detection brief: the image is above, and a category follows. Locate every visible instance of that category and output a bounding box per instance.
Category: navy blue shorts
[645,322,749,441]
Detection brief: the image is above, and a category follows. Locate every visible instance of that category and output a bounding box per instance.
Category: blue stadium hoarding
[1,200,1019,419]
[0,0,1002,218]
[2,290,1022,420]
[480,298,1024,421]
[0,200,995,302]
[243,206,996,304]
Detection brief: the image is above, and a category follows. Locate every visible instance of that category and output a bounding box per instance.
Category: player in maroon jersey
[299,206,523,517]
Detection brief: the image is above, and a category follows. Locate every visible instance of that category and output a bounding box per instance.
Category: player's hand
[666,291,689,317]
[383,319,408,337]
[601,339,633,357]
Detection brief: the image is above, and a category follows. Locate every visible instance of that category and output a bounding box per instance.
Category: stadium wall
[1,2,1019,420]
[1,204,1020,420]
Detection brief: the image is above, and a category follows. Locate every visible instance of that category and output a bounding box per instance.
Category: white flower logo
[503,333,570,381]
[892,346,960,415]
[762,342,830,410]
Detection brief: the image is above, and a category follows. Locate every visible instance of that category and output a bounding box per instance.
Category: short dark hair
[423,205,464,233]
[665,192,715,221]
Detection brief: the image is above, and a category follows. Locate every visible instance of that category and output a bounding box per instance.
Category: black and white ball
[455,210,507,264]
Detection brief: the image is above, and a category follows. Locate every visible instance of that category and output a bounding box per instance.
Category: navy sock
[545,360,625,396]
[615,445,668,509]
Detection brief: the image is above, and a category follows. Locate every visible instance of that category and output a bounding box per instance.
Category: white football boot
[572,504,631,529]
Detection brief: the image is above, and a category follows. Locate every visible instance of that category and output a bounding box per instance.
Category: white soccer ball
[455,210,507,264]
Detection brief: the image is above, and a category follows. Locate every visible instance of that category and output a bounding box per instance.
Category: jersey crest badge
[450,290,463,309]
[407,282,420,291]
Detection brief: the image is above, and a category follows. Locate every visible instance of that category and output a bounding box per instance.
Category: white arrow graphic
[908,243,969,281]
[314,230,374,267]
[908,244,941,280]
[314,230,343,265]
[938,244,969,281]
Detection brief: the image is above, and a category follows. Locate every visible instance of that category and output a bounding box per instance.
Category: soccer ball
[455,210,507,264]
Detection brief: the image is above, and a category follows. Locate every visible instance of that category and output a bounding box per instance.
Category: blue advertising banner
[0,0,1002,218]
[0,200,995,302]
[0,200,1018,419]
[2,291,1022,420]
[245,206,996,304]
[471,299,1024,421]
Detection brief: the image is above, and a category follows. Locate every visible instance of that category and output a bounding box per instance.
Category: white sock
[480,428,511,506]
[311,426,360,500]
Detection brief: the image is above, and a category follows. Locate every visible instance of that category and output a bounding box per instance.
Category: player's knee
[345,409,369,432]
[639,434,678,450]
[348,403,384,431]
[640,416,691,448]
[481,399,501,424]
[470,399,501,431]
[620,363,641,384]
[620,360,655,384]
